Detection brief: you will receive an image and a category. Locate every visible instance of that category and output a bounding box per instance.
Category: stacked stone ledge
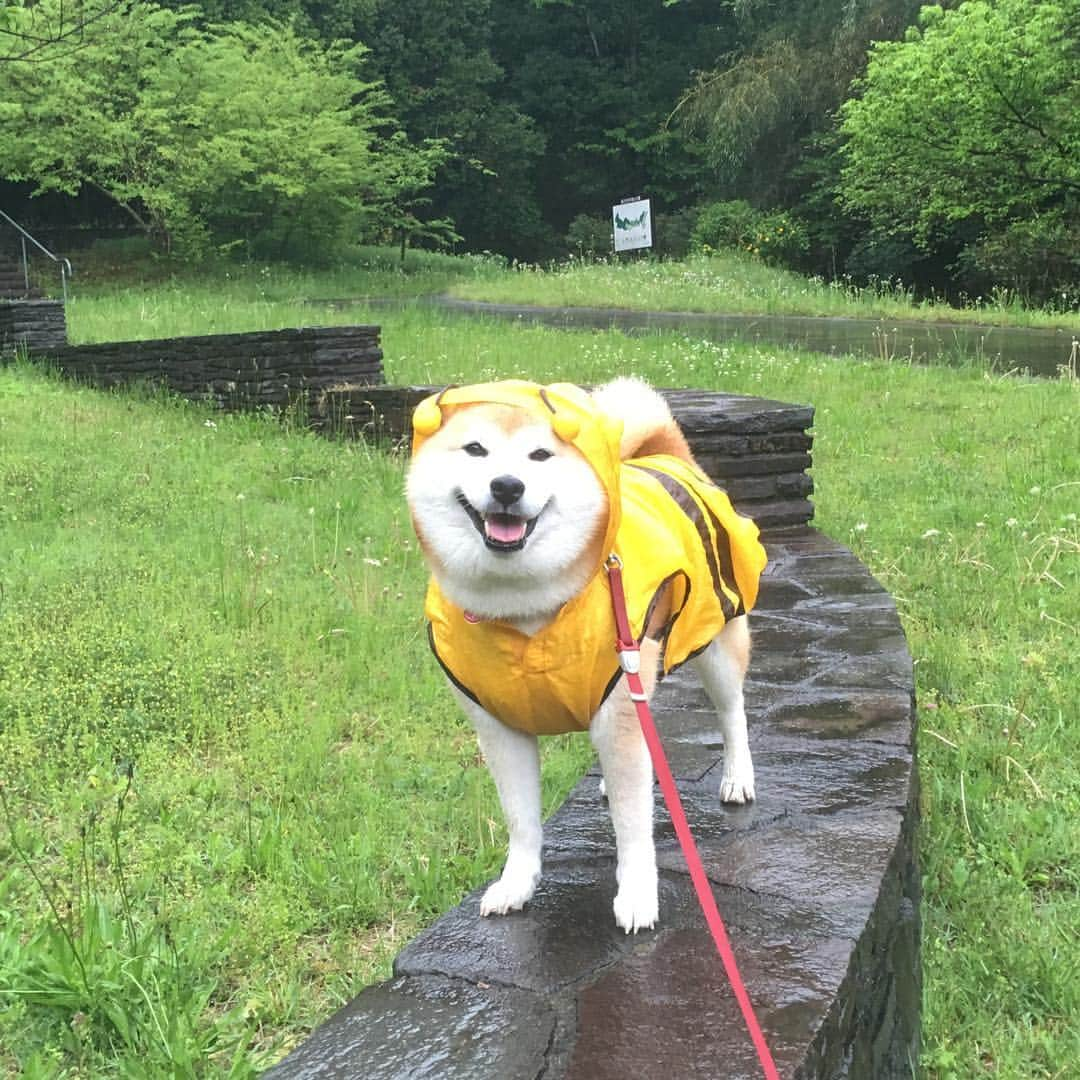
[42,326,384,409]
[0,299,68,354]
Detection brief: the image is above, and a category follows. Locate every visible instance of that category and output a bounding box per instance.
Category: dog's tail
[591,377,696,464]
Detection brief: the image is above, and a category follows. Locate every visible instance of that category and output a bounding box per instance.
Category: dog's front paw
[480,862,540,917]
[719,754,756,804]
[613,863,658,934]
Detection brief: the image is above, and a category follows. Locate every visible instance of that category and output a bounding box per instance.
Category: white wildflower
[921,529,940,539]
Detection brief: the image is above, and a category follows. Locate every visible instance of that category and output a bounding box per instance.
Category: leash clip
[605,552,641,674]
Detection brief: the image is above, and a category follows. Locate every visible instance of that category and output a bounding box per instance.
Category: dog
[406,378,767,933]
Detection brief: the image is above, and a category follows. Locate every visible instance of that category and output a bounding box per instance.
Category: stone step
[0,257,40,298]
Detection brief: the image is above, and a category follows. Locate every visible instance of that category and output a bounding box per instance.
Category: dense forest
[2,0,1077,301]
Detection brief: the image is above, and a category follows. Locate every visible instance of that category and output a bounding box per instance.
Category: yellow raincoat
[413,381,767,736]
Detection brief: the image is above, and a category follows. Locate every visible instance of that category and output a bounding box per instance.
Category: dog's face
[407,403,608,617]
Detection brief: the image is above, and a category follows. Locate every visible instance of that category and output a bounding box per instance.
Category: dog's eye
[528,448,554,462]
[462,442,488,457]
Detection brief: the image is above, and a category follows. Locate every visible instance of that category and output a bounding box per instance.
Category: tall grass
[447,250,1079,330]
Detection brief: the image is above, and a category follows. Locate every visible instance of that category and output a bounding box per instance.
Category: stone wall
[312,385,815,529]
[46,325,384,409]
[266,527,920,1079]
[0,299,67,354]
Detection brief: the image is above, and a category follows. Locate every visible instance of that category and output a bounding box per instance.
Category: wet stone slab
[264,529,920,1079]
[265,976,560,1080]
[568,922,856,1080]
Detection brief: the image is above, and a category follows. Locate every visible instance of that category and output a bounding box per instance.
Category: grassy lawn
[60,245,502,344]
[0,361,595,1076]
[2,274,1077,1076]
[55,245,1079,339]
[445,250,1079,331]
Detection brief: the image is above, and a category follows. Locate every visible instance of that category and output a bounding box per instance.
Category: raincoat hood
[411,380,625,559]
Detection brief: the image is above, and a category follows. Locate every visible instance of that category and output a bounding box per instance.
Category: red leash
[605,555,781,1080]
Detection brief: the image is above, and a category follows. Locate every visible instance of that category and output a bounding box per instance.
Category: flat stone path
[266,527,919,1078]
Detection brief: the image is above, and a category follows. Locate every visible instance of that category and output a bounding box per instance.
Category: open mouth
[456,493,540,552]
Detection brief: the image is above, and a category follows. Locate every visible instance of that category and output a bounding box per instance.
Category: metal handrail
[0,208,73,303]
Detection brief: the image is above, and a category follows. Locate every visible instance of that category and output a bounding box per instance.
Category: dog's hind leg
[453,688,543,916]
[691,617,756,804]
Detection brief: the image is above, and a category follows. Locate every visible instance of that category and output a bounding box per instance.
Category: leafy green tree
[0,1,447,259]
[841,1,1079,239]
[839,1,1079,297]
[670,0,923,201]
[491,0,731,245]
[0,0,127,62]
[353,0,548,257]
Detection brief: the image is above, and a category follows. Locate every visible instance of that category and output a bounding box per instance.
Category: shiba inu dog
[406,378,767,933]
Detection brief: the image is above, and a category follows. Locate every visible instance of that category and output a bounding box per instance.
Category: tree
[352,0,548,257]
[0,0,128,62]
[838,0,1080,295]
[0,1,448,259]
[491,0,732,247]
[669,0,923,200]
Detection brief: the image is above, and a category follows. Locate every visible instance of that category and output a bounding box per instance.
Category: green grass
[446,250,1079,330]
[3,273,1078,1076]
[0,364,593,1075]
[61,244,504,343]
[58,244,1079,338]
[66,285,397,345]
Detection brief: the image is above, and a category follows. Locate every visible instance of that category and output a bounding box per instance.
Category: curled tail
[591,377,696,465]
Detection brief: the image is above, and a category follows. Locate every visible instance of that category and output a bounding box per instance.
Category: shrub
[956,213,1080,308]
[689,199,760,252]
[691,200,809,267]
[749,210,810,266]
[564,213,613,259]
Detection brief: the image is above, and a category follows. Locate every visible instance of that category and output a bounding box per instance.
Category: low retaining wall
[267,525,919,1079]
[313,385,815,529]
[48,326,384,409]
[0,299,67,354]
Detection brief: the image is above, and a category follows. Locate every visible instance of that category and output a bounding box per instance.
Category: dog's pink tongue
[485,516,527,544]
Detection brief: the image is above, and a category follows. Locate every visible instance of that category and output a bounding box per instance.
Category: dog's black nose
[490,474,525,507]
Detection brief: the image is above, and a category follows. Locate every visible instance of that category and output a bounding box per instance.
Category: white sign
[612,198,652,252]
